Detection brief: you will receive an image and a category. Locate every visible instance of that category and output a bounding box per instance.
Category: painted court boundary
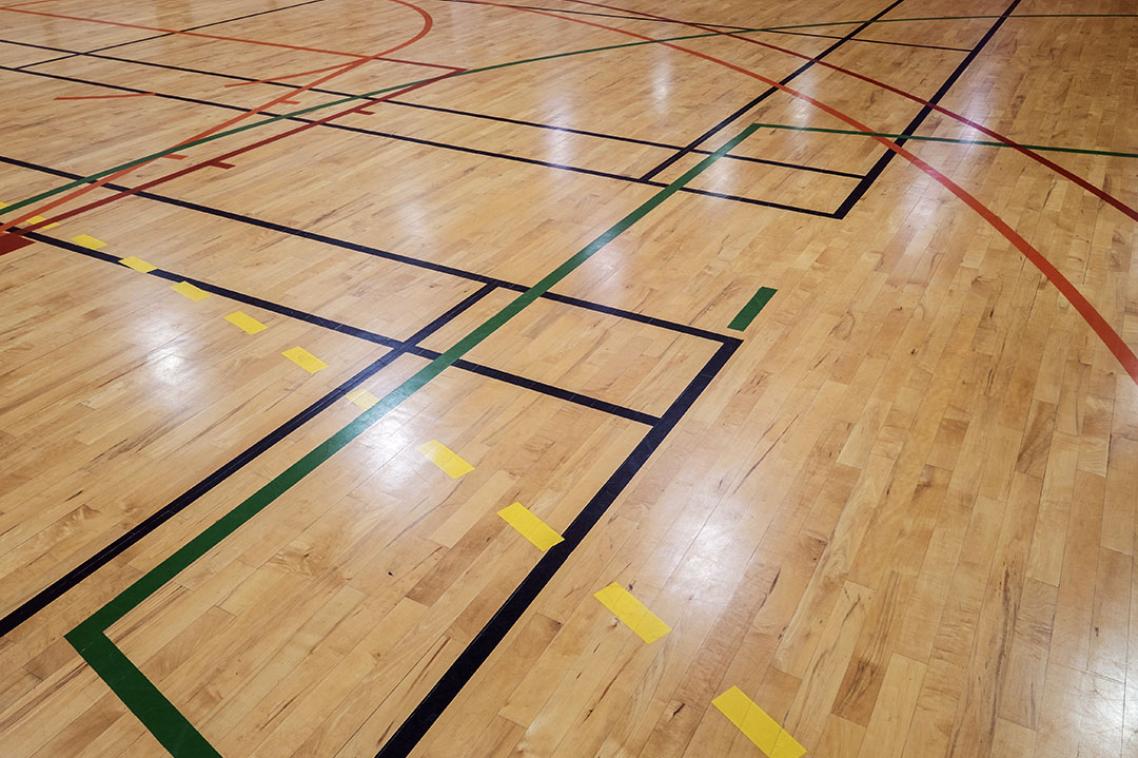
[64,124,761,756]
[6,10,1130,220]
[0,153,746,639]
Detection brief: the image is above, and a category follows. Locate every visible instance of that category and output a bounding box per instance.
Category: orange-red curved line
[464,0,1138,383]
[0,0,435,236]
[568,0,1138,225]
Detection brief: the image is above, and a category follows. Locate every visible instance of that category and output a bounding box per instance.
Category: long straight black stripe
[1,65,833,216]
[0,155,739,343]
[637,0,906,181]
[377,337,740,756]
[0,278,495,638]
[833,0,1024,217]
[2,39,860,180]
[18,0,334,67]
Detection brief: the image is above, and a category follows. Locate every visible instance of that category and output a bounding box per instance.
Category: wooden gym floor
[0,0,1136,755]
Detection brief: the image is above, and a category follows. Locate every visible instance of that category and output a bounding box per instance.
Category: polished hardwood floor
[0,0,1136,755]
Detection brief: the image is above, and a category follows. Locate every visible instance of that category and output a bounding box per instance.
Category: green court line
[728,286,777,331]
[67,123,762,757]
[3,12,1135,218]
[752,122,1138,160]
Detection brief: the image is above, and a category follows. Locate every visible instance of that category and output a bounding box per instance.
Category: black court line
[637,0,907,181]
[0,154,737,343]
[2,40,860,183]
[14,0,334,69]
[439,0,746,30]
[1,64,837,217]
[376,335,739,756]
[776,29,971,53]
[0,226,687,636]
[833,0,1023,218]
[0,36,855,178]
[24,231,665,427]
[0,272,492,638]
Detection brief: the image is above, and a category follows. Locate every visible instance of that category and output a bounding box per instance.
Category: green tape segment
[728,286,777,331]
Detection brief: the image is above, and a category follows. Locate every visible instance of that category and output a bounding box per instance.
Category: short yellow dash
[118,256,157,273]
[282,346,327,373]
[498,502,563,552]
[712,686,806,758]
[170,281,209,302]
[417,440,474,479]
[27,215,58,230]
[593,582,671,643]
[225,310,267,334]
[345,388,379,410]
[72,234,106,250]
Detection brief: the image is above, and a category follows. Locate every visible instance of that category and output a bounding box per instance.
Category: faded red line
[224,58,462,90]
[470,0,1138,383]
[224,62,359,88]
[16,72,460,229]
[55,91,154,101]
[0,0,436,236]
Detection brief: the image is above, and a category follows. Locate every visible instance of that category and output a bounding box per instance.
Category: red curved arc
[566,0,1138,225]
[461,0,1138,384]
[0,0,435,237]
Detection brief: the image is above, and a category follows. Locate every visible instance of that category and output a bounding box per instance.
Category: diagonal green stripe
[68,123,760,756]
[65,630,221,757]
[3,12,1134,218]
[728,286,777,331]
[751,122,1138,160]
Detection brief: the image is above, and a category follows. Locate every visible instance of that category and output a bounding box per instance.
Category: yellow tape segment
[345,388,379,410]
[282,346,327,373]
[225,310,267,334]
[417,440,474,479]
[170,281,209,301]
[118,256,157,273]
[72,234,106,250]
[593,582,671,643]
[711,686,806,758]
[498,502,563,551]
[27,215,58,230]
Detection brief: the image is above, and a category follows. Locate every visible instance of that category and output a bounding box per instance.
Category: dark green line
[728,286,777,331]
[4,12,1134,218]
[752,122,1138,160]
[68,123,761,756]
[66,632,221,757]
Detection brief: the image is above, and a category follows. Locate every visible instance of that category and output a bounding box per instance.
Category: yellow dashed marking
[72,234,106,250]
[224,311,267,334]
[498,502,563,551]
[171,281,209,301]
[345,388,379,410]
[593,582,671,643]
[712,686,806,758]
[282,346,327,373]
[27,215,58,230]
[417,440,474,479]
[118,256,157,273]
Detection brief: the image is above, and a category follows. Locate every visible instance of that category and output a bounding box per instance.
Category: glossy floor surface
[1,0,1137,756]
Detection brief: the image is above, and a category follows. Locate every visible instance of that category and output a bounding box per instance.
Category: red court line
[9,70,460,232]
[465,0,1138,384]
[0,0,436,238]
[223,61,368,88]
[570,0,1138,225]
[55,91,154,100]
[224,57,460,89]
